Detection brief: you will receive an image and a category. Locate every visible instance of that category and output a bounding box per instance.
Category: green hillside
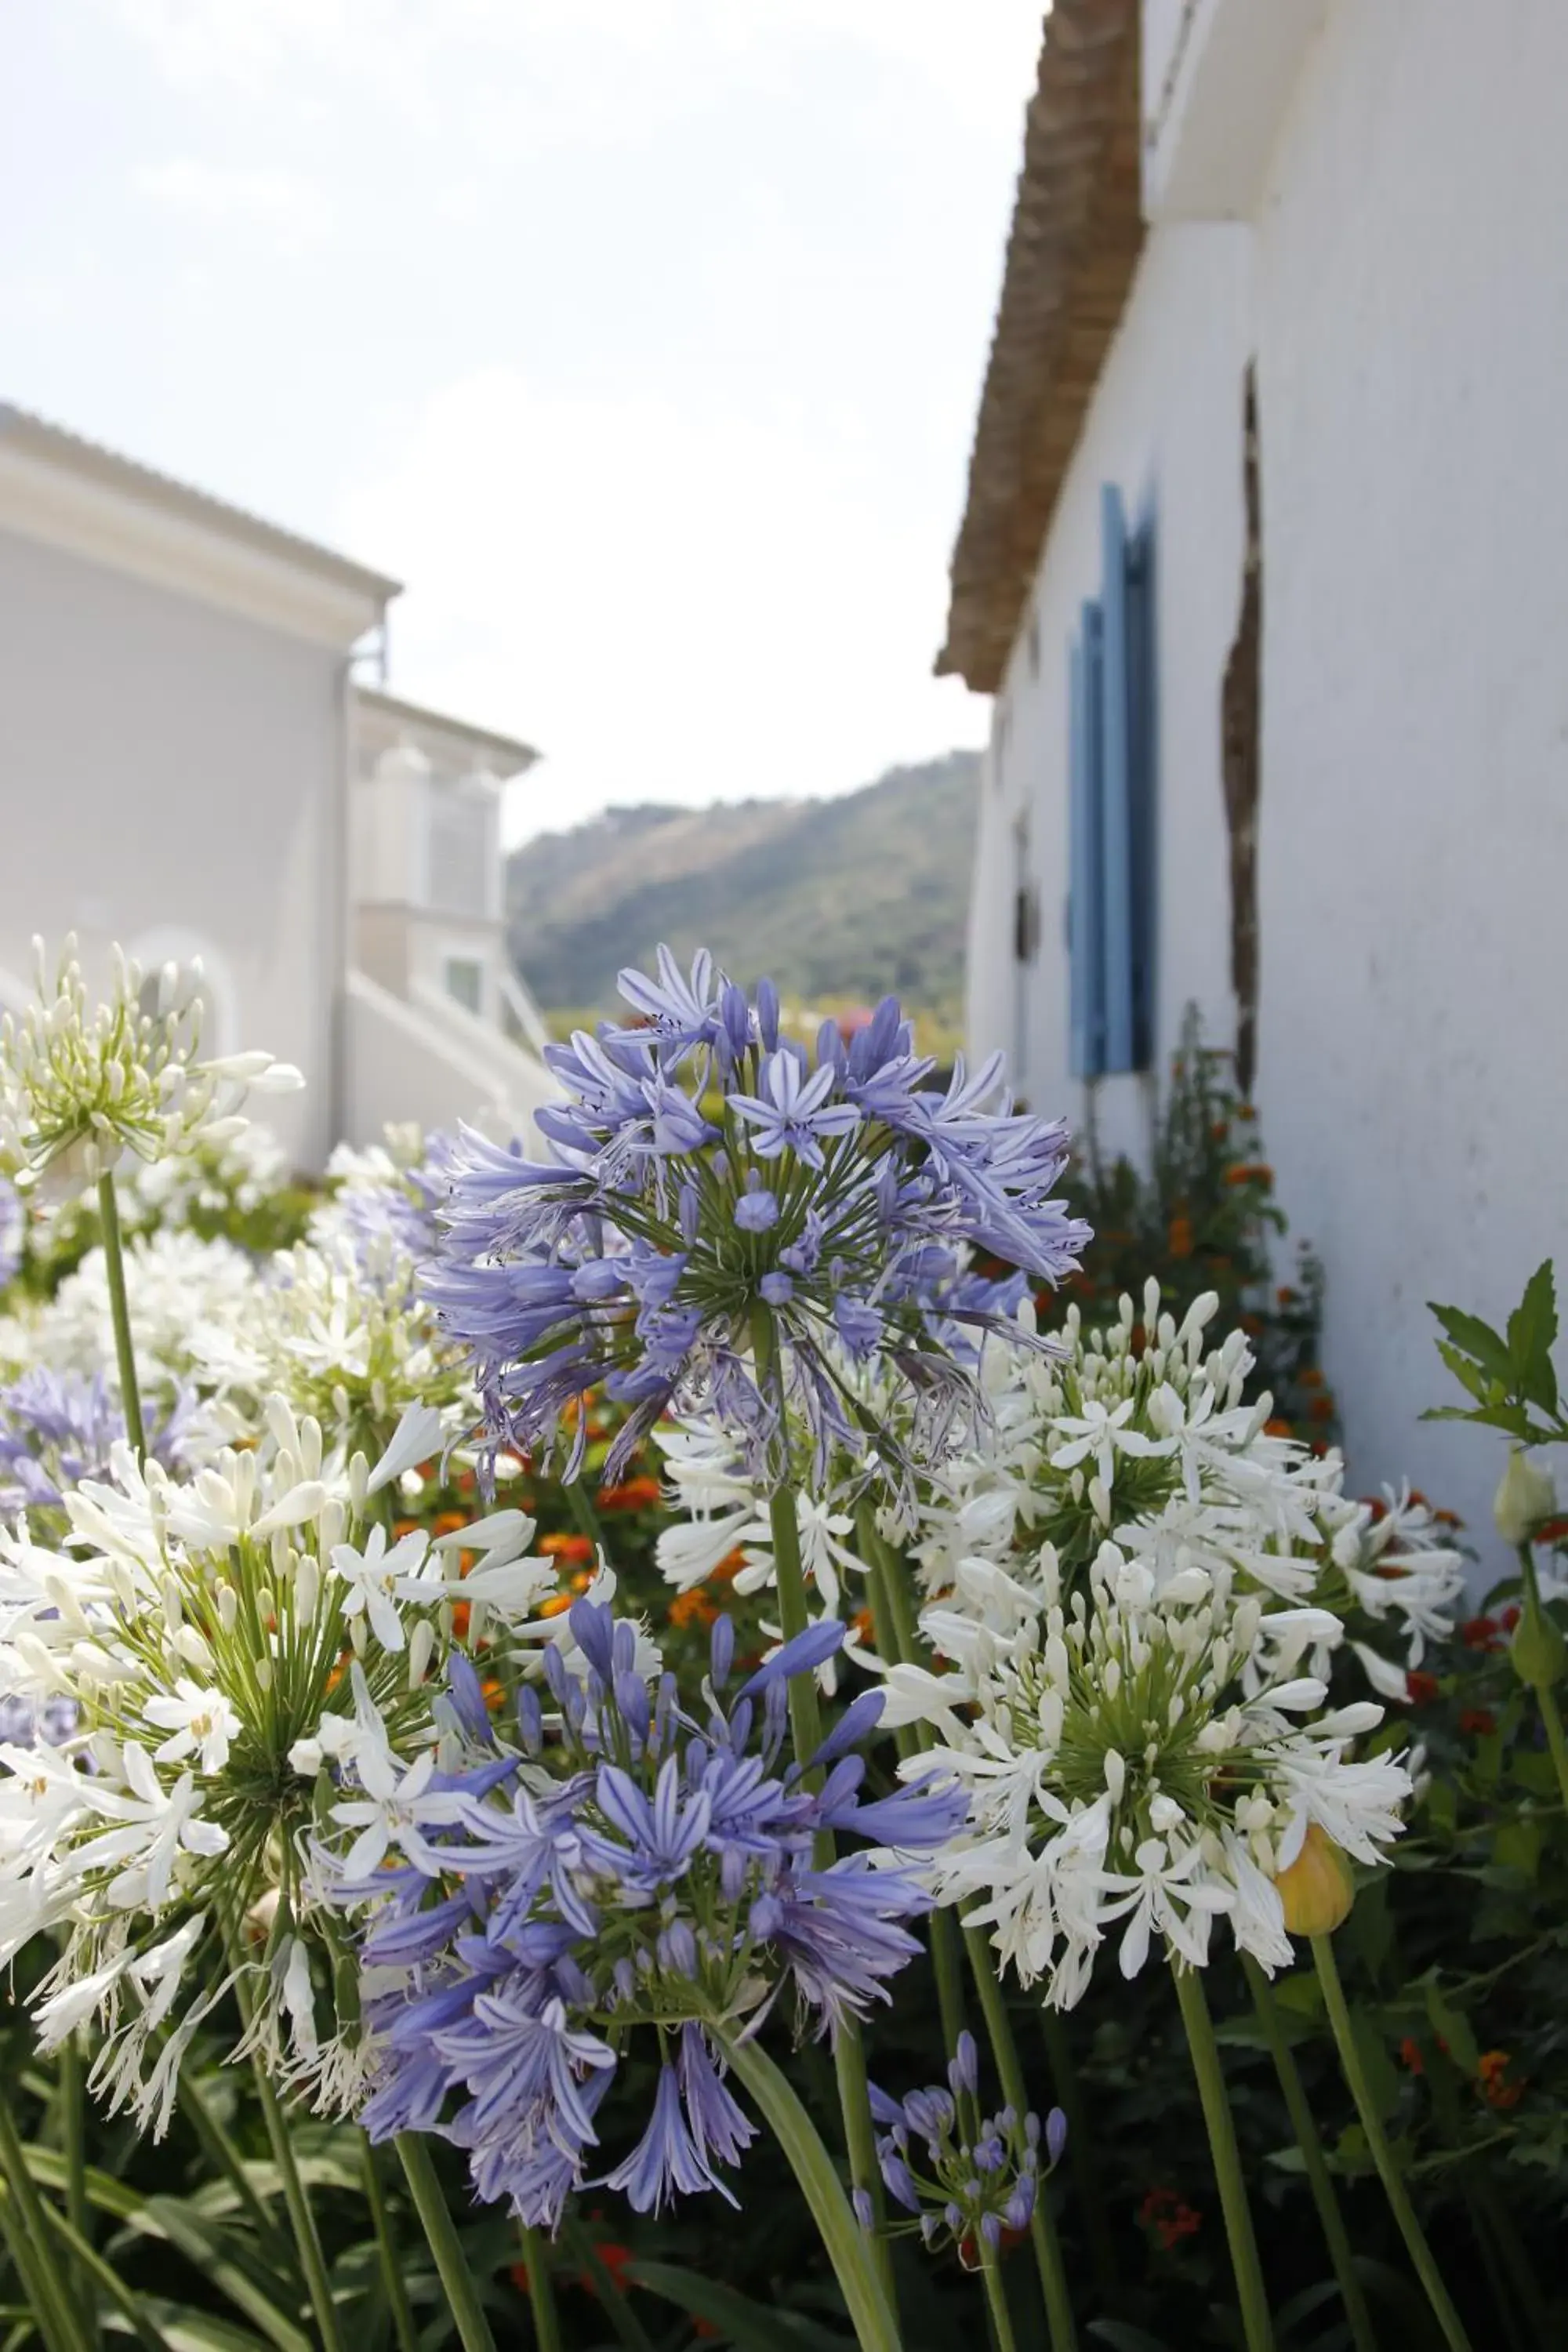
[506,750,980,1024]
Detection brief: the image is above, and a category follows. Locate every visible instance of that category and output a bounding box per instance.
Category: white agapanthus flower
[33,1227,260,1398]
[0,937,300,1196]
[893,1535,1410,2008]
[0,1399,559,2132]
[187,1233,469,1466]
[910,1283,1465,1692]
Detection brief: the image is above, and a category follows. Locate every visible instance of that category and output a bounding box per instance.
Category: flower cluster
[911,1283,1465,1687]
[0,1366,202,1528]
[422,947,1087,1493]
[325,1602,965,2227]
[0,1399,513,2128]
[0,938,300,1194]
[887,1536,1411,2006]
[869,2031,1063,2263]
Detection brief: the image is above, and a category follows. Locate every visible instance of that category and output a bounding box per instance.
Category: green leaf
[1432,1341,1496,1406]
[626,2263,851,2351]
[1422,1985,1480,2076]
[1086,2323,1176,2352]
[136,2202,313,2352]
[1428,1301,1513,1382]
[137,2308,275,2352]
[1508,1261,1559,1413]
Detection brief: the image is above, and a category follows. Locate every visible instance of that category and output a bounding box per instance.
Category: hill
[506,751,979,1024]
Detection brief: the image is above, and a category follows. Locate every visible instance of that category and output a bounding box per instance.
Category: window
[1067,482,1156,1079]
[444,956,484,1015]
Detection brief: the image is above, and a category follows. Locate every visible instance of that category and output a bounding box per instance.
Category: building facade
[946,0,1568,1558]
[0,404,557,1163]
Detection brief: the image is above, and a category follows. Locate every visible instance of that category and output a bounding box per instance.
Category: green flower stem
[564,1469,606,1554]
[1036,2007,1119,2313]
[752,1316,894,2316]
[180,2068,293,2269]
[964,1926,1078,2352]
[57,2037,94,2345]
[1171,1960,1274,2352]
[1514,1543,1568,1817]
[360,2136,419,2352]
[0,2092,92,2352]
[394,2135,499,2352]
[517,2225,561,2352]
[714,2031,900,2352]
[1311,1935,1472,2352]
[860,1522,970,2054]
[978,2242,1019,2352]
[1241,1955,1375,2352]
[225,1938,347,2352]
[858,1510,1077,2350]
[96,1173,145,1457]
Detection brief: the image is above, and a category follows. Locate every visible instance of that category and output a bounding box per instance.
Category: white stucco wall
[1250,0,1568,1557]
[969,0,1568,1565]
[0,528,347,1169]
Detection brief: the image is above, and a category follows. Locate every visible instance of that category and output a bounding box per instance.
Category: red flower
[1139,2186,1202,2252]
[1405,1671,1440,1705]
[1533,1515,1568,1547]
[1399,2037,1425,2075]
[1460,1617,1501,1651]
[1458,1708,1497,1737]
[1477,2051,1523,2109]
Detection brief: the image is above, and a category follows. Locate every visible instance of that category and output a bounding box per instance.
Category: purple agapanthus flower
[0,1367,198,1523]
[329,1606,963,2230]
[0,1178,23,1292]
[868,2038,1064,2261]
[419,947,1089,1490]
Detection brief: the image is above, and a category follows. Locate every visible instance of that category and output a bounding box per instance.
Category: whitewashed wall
[0,529,346,1169]
[1252,0,1568,1558]
[968,0,1568,1563]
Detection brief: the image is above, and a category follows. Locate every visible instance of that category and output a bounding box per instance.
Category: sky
[1,1,1043,844]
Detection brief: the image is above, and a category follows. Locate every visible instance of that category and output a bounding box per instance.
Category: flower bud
[1494,1450,1556,1547]
[1276,1821,1355,1938]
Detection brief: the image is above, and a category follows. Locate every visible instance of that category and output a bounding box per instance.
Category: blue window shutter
[1125,514,1158,1068]
[1068,601,1106,1079]
[1098,483,1138,1071]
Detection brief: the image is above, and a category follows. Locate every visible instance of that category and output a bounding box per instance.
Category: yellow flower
[1276,1822,1355,1938]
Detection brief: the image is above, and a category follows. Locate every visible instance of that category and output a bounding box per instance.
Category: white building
[946,0,1568,1555]
[0,403,557,1165]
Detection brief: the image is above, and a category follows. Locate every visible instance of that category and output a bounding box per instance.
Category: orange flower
[539,1533,595,1566]
[451,1599,472,1642]
[851,1606,876,1646]
[1399,2037,1425,2075]
[394,1518,421,1540]
[1299,1367,1324,1390]
[539,1592,574,1619]
[1476,2051,1523,2109]
[432,1510,467,1537]
[710,1548,746,1585]
[1276,1285,1299,1307]
[599,1476,662,1512]
[1307,1395,1335,1424]
[669,1588,719,1630]
[1167,1215,1194,1259]
[1264,1417,1293,1439]
[1224,1163,1273,1188]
